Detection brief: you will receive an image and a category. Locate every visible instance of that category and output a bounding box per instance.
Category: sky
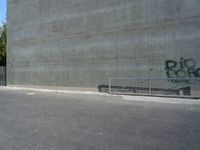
[0,0,6,26]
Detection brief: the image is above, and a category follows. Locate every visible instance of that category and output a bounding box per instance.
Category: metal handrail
[108,77,200,98]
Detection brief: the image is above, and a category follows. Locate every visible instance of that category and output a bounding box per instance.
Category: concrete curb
[1,86,199,105]
[3,86,111,96]
[122,95,200,104]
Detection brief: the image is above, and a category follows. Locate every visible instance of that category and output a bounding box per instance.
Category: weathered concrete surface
[7,0,200,88]
[0,66,6,85]
[0,87,200,150]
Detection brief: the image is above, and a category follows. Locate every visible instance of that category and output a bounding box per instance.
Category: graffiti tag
[165,57,200,82]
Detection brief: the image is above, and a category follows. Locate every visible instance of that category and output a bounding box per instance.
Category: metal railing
[108,78,200,98]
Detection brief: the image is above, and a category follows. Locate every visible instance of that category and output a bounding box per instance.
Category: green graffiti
[165,57,200,83]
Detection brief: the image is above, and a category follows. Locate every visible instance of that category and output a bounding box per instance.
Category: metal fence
[108,78,200,98]
[0,66,6,86]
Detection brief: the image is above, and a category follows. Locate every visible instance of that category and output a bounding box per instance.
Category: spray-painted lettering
[165,57,200,82]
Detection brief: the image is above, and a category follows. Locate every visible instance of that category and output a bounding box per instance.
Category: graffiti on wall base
[165,57,200,83]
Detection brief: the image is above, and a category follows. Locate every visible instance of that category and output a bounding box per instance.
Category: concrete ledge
[5,85,110,96]
[6,85,98,92]
[5,85,200,100]
[110,92,200,100]
[1,86,199,104]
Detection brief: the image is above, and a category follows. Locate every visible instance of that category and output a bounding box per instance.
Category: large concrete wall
[7,0,200,88]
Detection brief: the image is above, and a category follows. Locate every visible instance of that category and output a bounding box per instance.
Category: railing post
[109,78,111,93]
[149,79,152,94]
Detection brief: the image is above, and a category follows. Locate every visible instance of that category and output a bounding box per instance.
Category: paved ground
[0,87,200,150]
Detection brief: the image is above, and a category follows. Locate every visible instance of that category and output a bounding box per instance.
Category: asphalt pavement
[0,87,199,150]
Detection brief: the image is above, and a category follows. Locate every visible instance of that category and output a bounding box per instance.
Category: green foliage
[0,23,6,66]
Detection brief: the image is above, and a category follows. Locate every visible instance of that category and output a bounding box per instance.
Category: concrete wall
[7,0,200,88]
[0,66,6,86]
